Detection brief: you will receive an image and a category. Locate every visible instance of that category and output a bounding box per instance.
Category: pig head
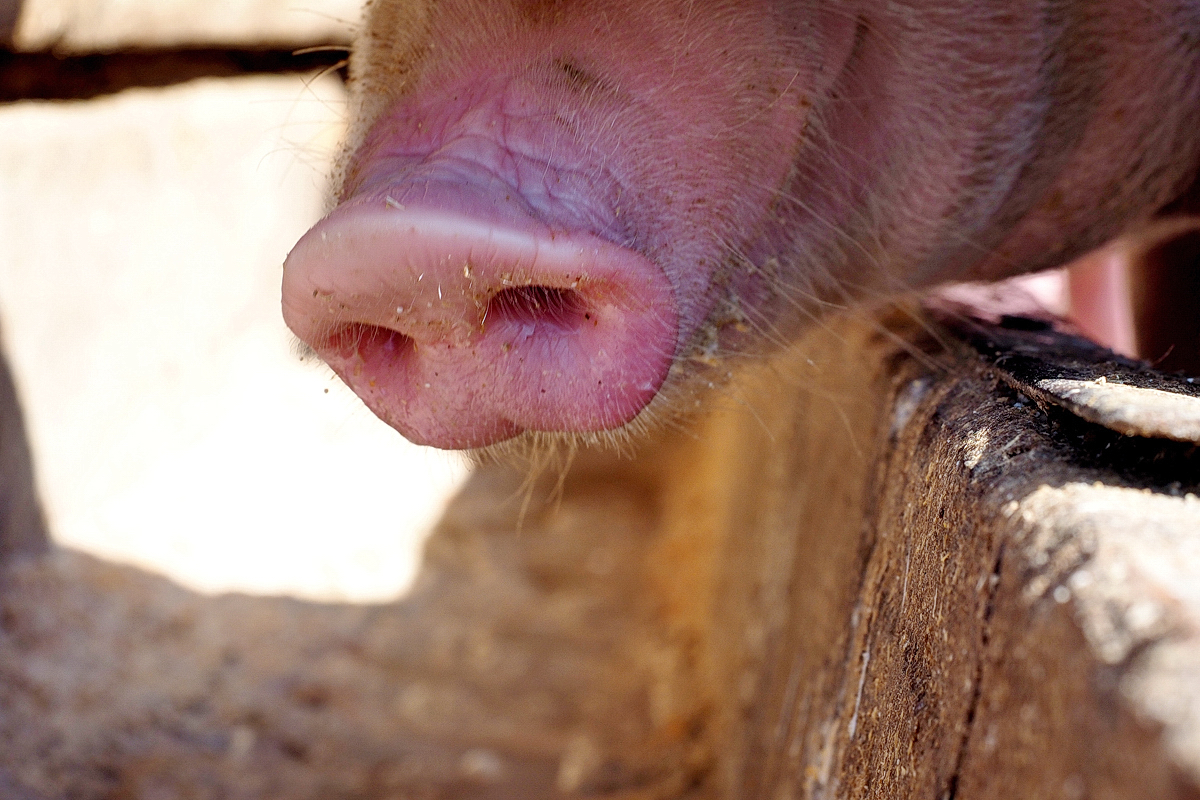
[282,0,1200,450]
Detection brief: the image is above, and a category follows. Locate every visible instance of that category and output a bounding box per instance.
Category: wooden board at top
[7,0,362,52]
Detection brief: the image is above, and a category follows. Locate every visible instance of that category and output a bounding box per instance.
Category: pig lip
[282,195,679,449]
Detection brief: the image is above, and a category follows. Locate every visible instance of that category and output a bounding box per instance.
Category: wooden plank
[0,303,1197,798]
[717,310,1200,798]
[8,0,361,52]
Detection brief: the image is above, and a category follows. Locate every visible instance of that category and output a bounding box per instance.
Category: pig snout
[282,187,677,449]
[281,75,691,449]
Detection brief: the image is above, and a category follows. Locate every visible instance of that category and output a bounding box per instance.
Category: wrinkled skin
[283,0,1200,450]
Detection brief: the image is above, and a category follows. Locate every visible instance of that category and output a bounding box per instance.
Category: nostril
[486,285,591,331]
[282,198,679,446]
[326,323,416,361]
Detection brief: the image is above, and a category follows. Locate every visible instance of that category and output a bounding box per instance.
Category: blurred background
[0,0,469,602]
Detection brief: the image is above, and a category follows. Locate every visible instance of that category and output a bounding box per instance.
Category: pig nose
[281,194,679,449]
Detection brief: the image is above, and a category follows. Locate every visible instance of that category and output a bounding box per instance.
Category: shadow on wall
[0,0,19,45]
[0,333,47,561]
[0,438,690,798]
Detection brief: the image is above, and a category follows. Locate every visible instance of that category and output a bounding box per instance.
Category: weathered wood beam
[0,306,1196,799]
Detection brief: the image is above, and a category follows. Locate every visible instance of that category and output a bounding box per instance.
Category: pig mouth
[282,196,679,450]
